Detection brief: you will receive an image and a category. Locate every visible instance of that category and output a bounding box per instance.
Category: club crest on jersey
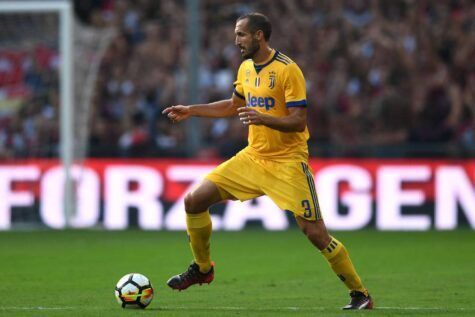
[268,71,276,89]
[246,92,275,110]
[255,77,260,87]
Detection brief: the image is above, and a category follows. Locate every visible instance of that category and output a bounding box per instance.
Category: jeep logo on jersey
[246,92,275,110]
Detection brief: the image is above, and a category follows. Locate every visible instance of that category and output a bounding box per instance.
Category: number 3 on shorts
[301,199,312,218]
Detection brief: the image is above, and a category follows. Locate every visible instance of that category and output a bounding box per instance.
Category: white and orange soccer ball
[114,273,154,309]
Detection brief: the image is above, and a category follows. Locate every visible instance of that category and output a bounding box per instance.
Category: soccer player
[162,12,373,310]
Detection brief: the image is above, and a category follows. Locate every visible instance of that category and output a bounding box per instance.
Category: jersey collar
[253,50,278,74]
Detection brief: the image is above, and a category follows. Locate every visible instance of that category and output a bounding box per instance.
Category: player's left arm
[237,62,307,132]
[237,106,306,132]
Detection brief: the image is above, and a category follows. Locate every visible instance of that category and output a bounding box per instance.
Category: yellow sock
[321,236,367,295]
[186,211,212,273]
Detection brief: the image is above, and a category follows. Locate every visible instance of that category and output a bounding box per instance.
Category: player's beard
[241,39,260,59]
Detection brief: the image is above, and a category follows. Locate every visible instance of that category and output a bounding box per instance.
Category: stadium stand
[1,0,474,158]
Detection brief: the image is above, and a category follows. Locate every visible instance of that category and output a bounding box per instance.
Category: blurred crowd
[1,0,475,158]
[0,13,60,158]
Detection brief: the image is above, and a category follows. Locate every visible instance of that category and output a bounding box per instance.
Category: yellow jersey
[233,50,309,162]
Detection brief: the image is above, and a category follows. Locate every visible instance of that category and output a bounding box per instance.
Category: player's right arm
[162,93,245,122]
[163,62,246,122]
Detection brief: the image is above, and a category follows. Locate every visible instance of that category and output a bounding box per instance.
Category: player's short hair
[237,12,272,41]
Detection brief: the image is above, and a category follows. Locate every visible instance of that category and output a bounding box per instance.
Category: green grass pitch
[0,229,474,316]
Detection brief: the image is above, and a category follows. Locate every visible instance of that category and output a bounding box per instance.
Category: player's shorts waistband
[240,147,308,163]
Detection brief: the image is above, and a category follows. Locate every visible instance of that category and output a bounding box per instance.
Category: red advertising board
[1,159,474,230]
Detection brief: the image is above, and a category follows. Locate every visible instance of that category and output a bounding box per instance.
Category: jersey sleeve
[282,63,307,108]
[232,63,245,100]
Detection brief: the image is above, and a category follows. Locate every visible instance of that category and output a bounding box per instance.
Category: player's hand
[237,107,267,126]
[162,105,191,123]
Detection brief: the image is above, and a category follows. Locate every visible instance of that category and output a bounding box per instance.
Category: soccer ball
[114,273,154,309]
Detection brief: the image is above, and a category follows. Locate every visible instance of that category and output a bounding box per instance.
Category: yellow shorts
[205,150,322,221]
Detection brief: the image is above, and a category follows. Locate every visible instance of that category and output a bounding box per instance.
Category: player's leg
[167,179,225,290]
[261,161,372,309]
[295,217,373,310]
[168,151,262,291]
[184,179,224,273]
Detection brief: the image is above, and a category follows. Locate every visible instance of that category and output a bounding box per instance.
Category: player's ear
[254,30,263,41]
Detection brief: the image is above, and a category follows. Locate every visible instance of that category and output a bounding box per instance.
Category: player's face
[235,19,260,59]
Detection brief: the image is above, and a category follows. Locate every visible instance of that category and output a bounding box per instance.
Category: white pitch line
[159,306,473,312]
[159,306,324,311]
[378,306,470,311]
[0,306,75,310]
[1,305,473,312]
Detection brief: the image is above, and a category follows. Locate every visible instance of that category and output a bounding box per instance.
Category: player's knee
[309,233,330,250]
[184,192,209,214]
[301,223,330,250]
[303,226,320,241]
[184,193,195,213]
